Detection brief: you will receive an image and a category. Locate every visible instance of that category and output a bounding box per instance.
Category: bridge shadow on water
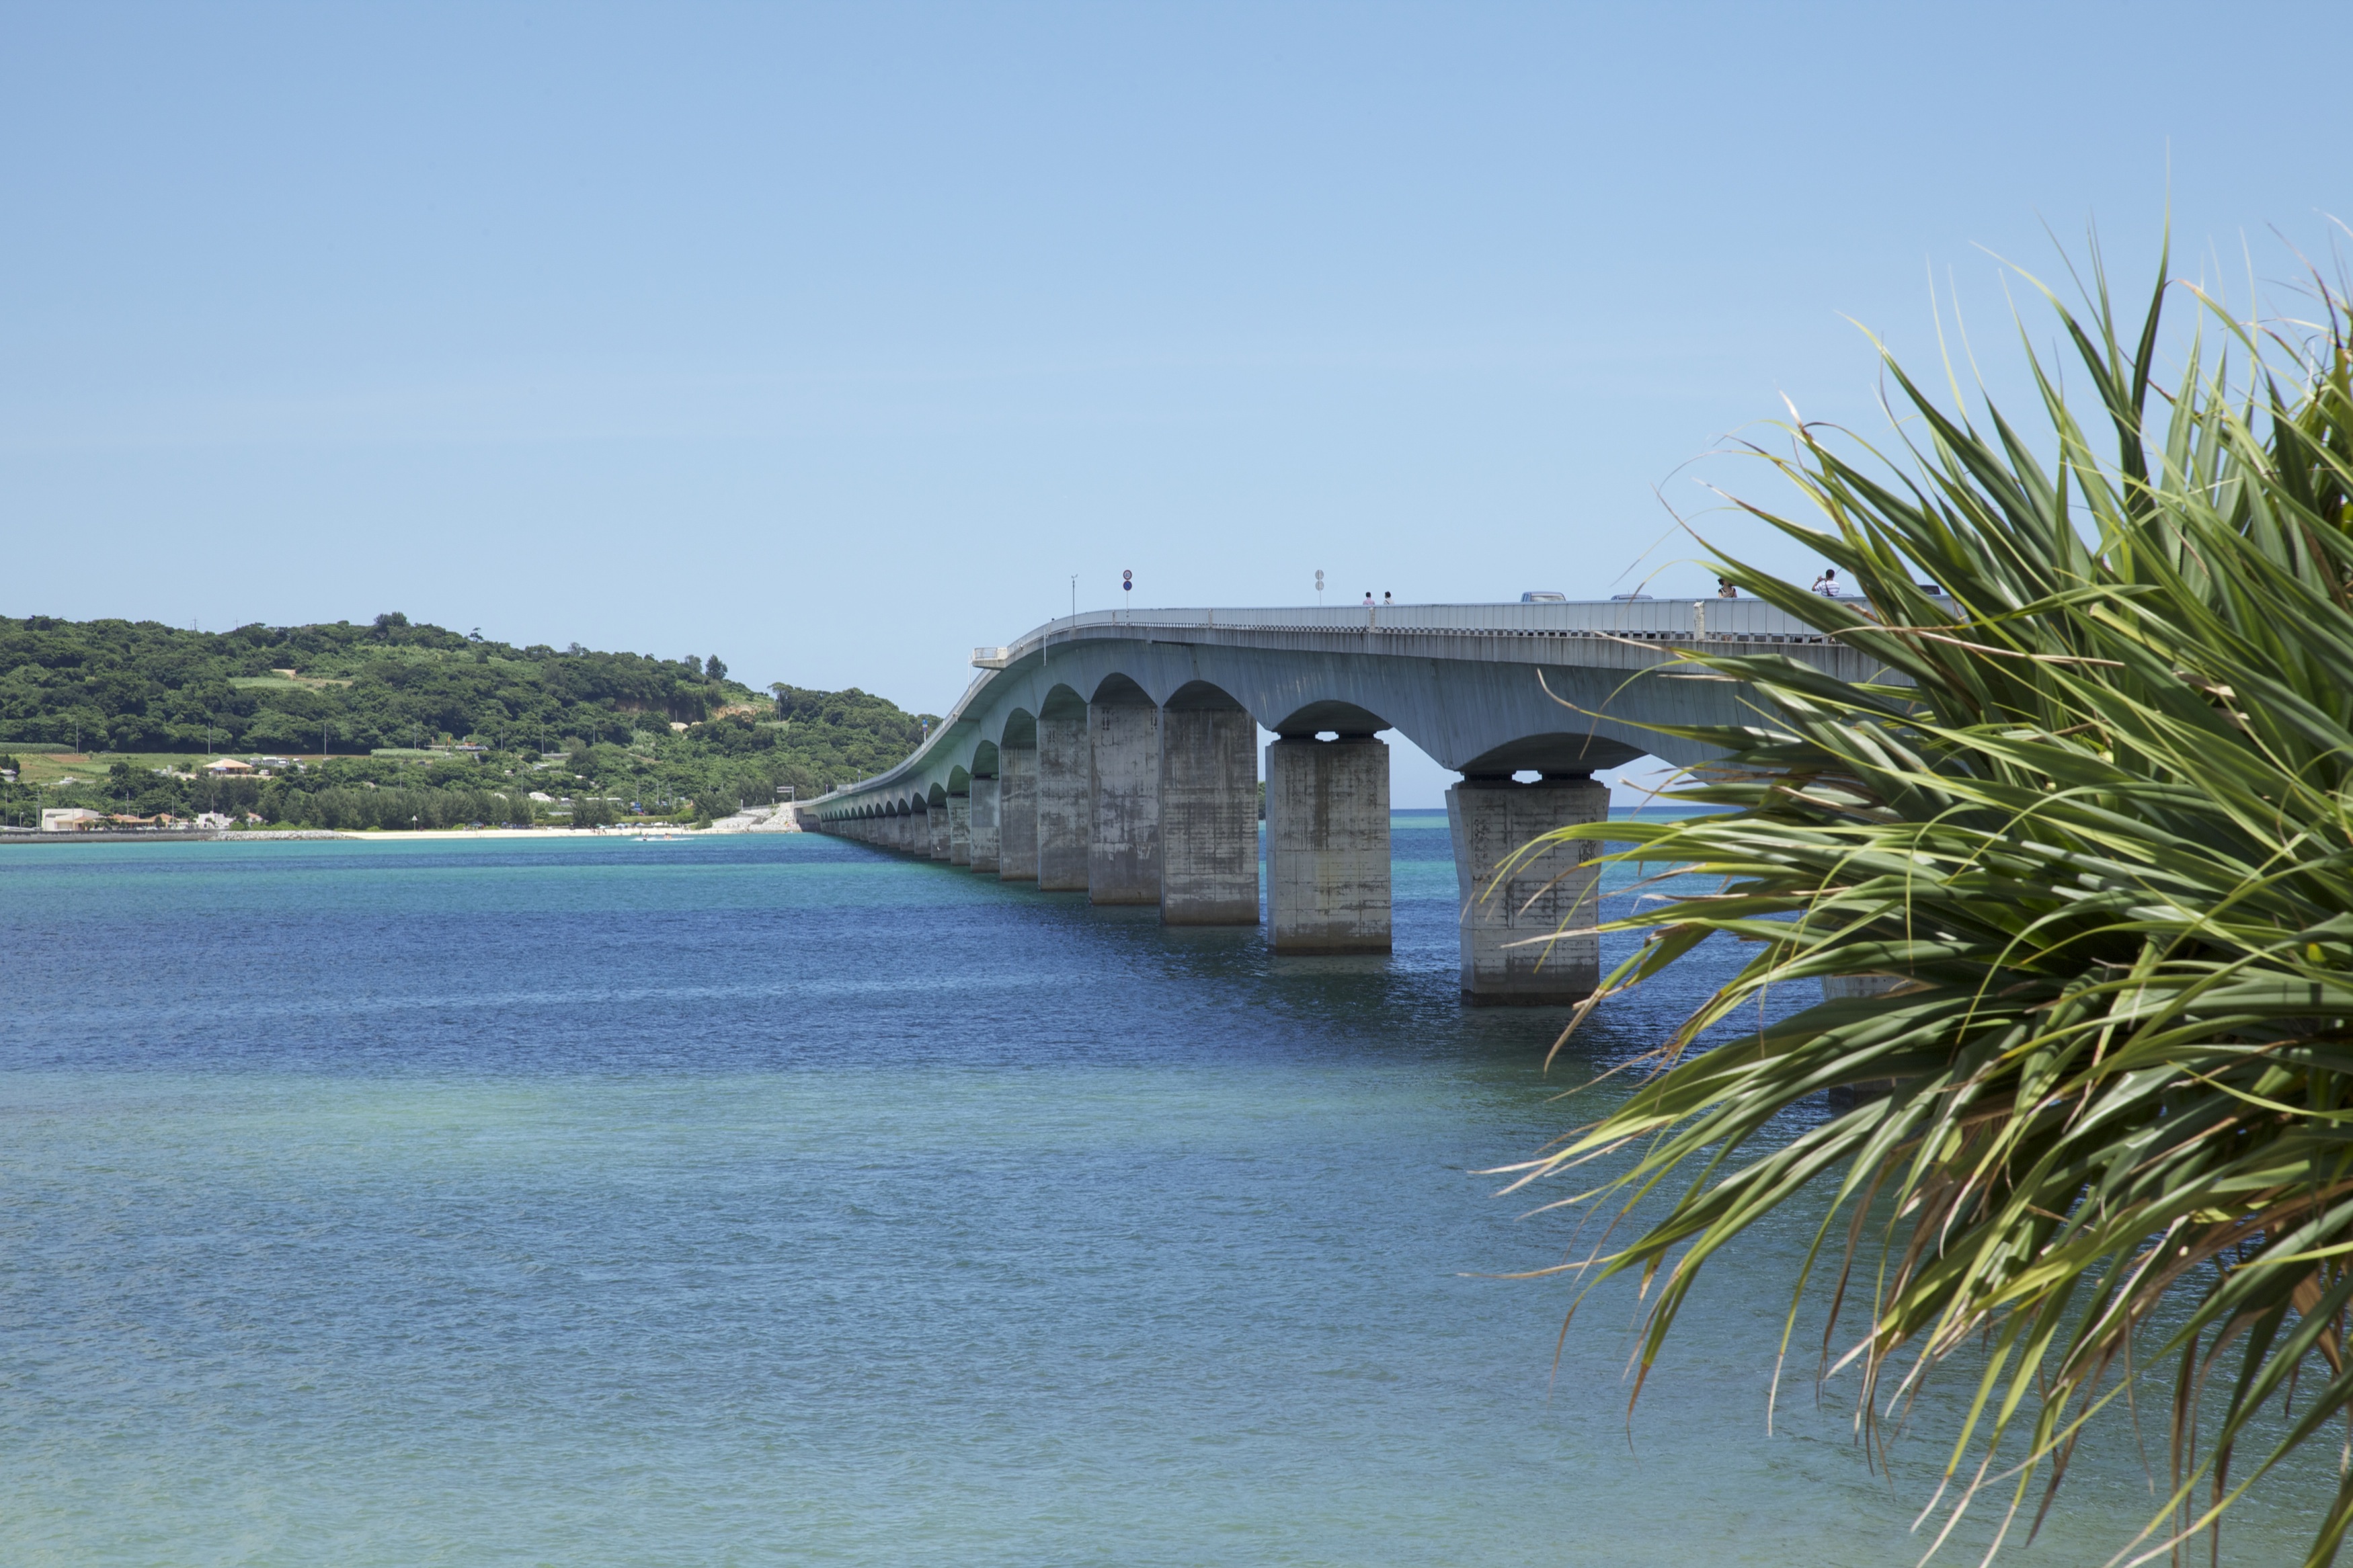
[817,811,1804,1099]
[0,824,1809,1105]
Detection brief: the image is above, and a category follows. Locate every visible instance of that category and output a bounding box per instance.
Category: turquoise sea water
[1,814,2329,1565]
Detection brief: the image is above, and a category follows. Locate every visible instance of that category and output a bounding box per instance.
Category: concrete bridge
[804,598,1871,1003]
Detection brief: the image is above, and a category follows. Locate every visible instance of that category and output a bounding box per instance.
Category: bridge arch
[969,740,1000,777]
[1269,698,1389,739]
[1039,684,1087,720]
[1163,678,1250,717]
[1455,731,1645,777]
[995,708,1037,749]
[1088,672,1153,708]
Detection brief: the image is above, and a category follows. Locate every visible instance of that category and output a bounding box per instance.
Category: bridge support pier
[1266,736,1390,952]
[1088,693,1162,905]
[1036,712,1090,891]
[927,803,950,860]
[949,795,972,865]
[997,745,1037,881]
[967,777,1000,872]
[1821,976,1907,1105]
[1447,775,1606,1005]
[1159,700,1259,925]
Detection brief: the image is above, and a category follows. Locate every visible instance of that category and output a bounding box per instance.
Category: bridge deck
[841,598,1870,804]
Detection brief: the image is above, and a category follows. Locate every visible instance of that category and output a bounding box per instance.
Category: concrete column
[928,804,950,860]
[1823,976,1907,1106]
[997,746,1037,882]
[1036,714,1091,891]
[1822,975,1907,1001]
[1266,736,1390,952]
[968,777,1000,872]
[1088,696,1161,905]
[1447,775,1607,1005]
[948,795,972,865]
[1160,702,1259,925]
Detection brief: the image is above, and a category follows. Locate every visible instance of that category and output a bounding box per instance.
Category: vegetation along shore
[0,612,934,831]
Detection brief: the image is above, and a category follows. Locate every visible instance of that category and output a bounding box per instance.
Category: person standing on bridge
[1810,568,1840,596]
[1717,577,1738,598]
[1363,591,1374,607]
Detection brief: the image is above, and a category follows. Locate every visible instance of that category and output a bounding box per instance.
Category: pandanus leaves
[1518,247,2353,1565]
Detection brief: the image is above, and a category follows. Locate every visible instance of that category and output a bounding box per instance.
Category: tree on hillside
[0,613,936,823]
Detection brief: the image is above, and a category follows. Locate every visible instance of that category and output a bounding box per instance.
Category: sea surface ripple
[0,816,2327,1565]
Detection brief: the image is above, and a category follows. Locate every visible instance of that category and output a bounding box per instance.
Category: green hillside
[0,612,933,829]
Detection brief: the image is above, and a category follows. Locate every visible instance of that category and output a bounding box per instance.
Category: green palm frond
[1518,246,2353,1565]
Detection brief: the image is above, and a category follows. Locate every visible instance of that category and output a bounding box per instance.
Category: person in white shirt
[1810,569,1840,596]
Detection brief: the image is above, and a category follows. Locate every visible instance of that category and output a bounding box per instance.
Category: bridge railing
[998,596,1856,657]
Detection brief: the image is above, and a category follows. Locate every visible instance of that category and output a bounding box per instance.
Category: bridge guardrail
[1004,597,1849,655]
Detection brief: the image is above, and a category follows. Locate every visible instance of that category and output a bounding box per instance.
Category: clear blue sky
[4,3,2345,803]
